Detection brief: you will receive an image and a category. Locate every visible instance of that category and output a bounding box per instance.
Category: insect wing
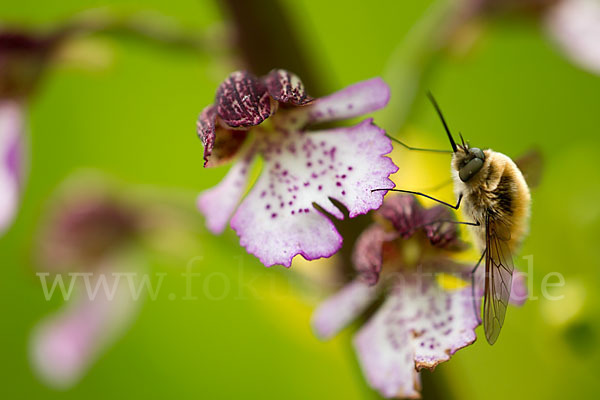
[483,213,514,344]
[515,148,543,188]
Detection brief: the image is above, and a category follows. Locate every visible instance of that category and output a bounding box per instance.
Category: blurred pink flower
[196,69,398,267]
[544,0,600,74]
[30,183,144,389]
[312,195,527,398]
[0,101,24,234]
[460,0,600,74]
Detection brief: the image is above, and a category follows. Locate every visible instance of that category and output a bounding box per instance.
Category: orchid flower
[30,182,144,389]
[312,195,527,398]
[197,69,398,267]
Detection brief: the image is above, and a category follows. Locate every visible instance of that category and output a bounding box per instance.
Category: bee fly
[374,93,535,344]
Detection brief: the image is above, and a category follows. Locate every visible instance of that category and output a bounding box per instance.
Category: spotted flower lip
[196,69,398,267]
[312,194,528,398]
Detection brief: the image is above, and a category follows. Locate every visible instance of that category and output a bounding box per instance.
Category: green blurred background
[1,0,599,398]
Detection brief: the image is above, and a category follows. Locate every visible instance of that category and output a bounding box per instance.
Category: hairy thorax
[452,150,531,253]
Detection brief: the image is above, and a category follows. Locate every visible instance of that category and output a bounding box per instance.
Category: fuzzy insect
[375,93,535,344]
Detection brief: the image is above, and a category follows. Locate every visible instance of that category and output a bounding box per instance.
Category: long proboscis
[426,91,457,153]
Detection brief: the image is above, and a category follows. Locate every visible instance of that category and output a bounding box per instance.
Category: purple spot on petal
[271,213,278,219]
[318,185,322,191]
[265,204,271,210]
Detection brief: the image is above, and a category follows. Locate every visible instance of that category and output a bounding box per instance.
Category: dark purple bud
[0,30,59,98]
[39,195,140,270]
[216,70,272,128]
[263,69,313,106]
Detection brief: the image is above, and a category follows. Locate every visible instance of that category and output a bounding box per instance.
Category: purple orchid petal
[354,278,479,398]
[263,69,313,106]
[197,105,248,168]
[377,195,423,239]
[377,195,464,249]
[353,224,398,285]
[421,206,463,249]
[197,105,216,159]
[30,262,140,388]
[545,0,600,75]
[312,279,380,340]
[229,119,397,267]
[300,77,390,124]
[0,101,24,234]
[216,71,273,128]
[198,154,254,234]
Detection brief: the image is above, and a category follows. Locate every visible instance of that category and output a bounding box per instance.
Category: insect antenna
[459,132,467,149]
[426,91,457,153]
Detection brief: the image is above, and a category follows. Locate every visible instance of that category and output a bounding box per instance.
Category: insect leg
[371,189,463,210]
[471,248,487,324]
[417,219,480,228]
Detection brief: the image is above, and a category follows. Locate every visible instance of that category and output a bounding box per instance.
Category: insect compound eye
[471,147,485,161]
[459,157,484,182]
